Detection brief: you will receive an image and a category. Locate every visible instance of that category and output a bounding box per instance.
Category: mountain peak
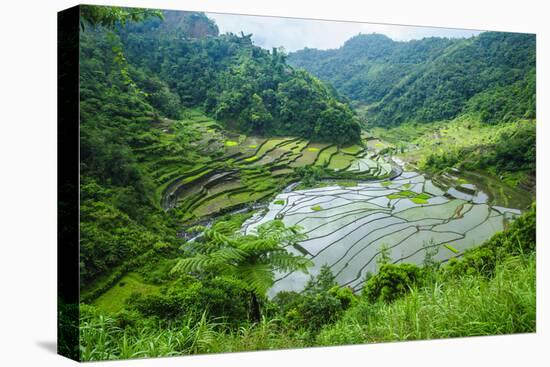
[160,10,219,38]
[342,33,394,48]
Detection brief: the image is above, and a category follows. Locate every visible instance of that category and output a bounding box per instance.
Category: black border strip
[57,4,80,362]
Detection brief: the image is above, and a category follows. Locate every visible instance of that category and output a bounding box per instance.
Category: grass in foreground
[79,253,535,361]
[318,254,535,344]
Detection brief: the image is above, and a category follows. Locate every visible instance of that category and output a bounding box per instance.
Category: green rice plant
[274,199,285,205]
[386,190,416,199]
[444,243,460,254]
[225,141,239,147]
[327,153,355,170]
[416,193,431,200]
[244,155,258,162]
[311,205,323,211]
[410,197,428,204]
[315,145,338,167]
[338,181,358,187]
[340,145,363,155]
[399,190,416,196]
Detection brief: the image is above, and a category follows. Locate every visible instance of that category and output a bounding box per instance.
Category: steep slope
[116,11,361,143]
[289,34,457,106]
[288,32,536,126]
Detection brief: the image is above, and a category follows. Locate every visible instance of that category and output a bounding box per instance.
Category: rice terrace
[65,5,537,362]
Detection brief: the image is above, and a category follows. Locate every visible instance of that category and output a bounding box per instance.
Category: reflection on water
[243,167,528,297]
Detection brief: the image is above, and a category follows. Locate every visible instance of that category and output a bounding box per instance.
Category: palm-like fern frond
[257,221,305,241]
[267,251,313,273]
[238,238,278,252]
[210,247,247,263]
[239,263,274,296]
[211,220,241,235]
[172,219,312,299]
[171,253,225,274]
[186,225,208,233]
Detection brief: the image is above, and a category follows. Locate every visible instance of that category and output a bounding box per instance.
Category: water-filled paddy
[243,170,522,296]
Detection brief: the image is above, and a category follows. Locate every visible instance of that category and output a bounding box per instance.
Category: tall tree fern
[172,220,312,321]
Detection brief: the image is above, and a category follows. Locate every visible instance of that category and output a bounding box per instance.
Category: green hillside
[288,32,535,126]
[115,11,360,143]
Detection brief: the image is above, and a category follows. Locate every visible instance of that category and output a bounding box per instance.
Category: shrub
[329,285,357,309]
[296,165,327,188]
[446,246,497,277]
[272,266,357,333]
[291,292,344,332]
[127,276,250,326]
[363,263,423,303]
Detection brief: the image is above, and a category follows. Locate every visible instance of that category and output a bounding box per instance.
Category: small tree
[303,264,337,294]
[276,265,357,333]
[172,220,312,322]
[376,243,392,269]
[422,239,440,269]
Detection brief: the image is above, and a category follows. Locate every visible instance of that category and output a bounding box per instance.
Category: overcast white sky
[207,12,483,52]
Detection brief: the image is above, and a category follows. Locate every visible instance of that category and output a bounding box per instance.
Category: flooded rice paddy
[243,170,523,296]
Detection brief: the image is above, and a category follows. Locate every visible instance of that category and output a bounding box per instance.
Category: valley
[157,113,529,297]
[72,6,536,361]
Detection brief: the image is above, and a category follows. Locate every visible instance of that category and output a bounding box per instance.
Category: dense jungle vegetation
[117,11,360,142]
[71,5,537,361]
[288,32,536,126]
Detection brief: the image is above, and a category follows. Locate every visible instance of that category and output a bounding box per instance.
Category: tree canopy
[114,11,361,142]
[289,32,536,126]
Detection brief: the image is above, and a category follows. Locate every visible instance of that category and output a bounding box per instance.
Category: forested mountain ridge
[114,10,361,143]
[288,34,458,107]
[288,32,536,126]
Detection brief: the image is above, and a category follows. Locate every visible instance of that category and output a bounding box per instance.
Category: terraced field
[147,115,395,222]
[161,136,307,220]
[243,170,522,296]
[136,111,526,298]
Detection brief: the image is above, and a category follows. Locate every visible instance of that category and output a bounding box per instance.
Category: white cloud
[207,12,483,52]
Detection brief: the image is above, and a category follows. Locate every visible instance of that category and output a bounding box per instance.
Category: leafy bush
[319,253,535,345]
[127,276,250,326]
[363,263,423,303]
[296,165,327,188]
[272,266,357,333]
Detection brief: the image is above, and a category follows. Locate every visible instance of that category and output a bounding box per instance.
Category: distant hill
[288,32,536,126]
